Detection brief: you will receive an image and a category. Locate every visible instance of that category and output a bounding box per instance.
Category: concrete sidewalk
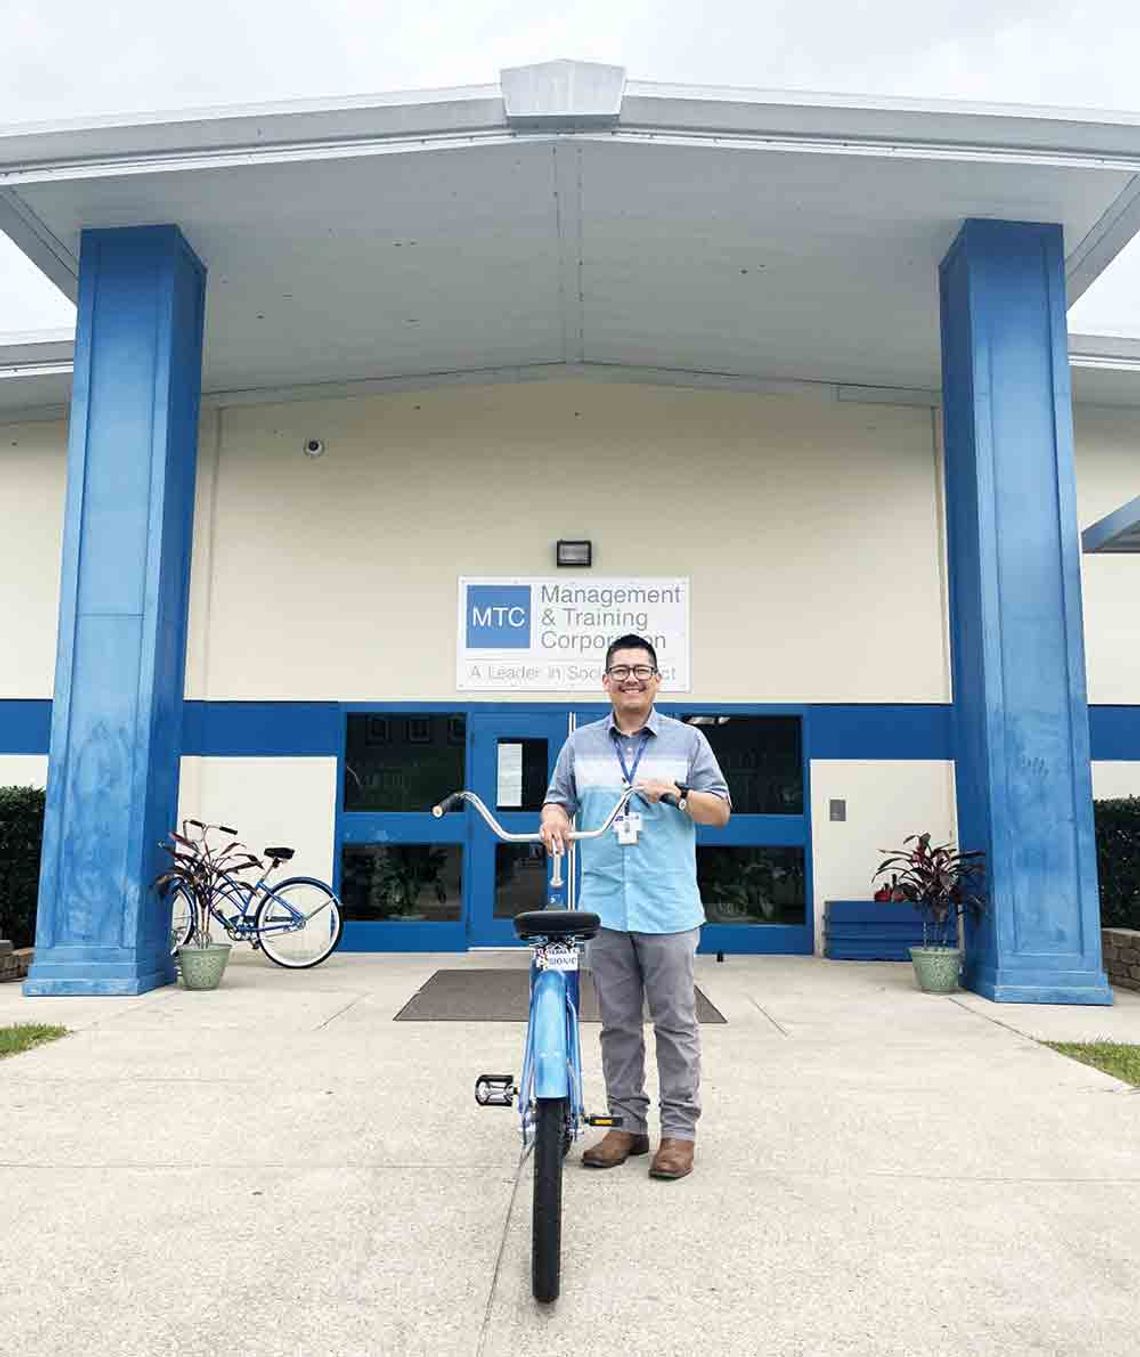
[1,953,1139,1356]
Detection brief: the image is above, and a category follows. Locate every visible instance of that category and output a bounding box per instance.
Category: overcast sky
[3,0,1140,337]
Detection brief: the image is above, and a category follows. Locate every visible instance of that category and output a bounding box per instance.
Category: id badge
[614,812,642,846]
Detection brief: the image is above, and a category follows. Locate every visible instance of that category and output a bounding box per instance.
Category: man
[540,633,731,1181]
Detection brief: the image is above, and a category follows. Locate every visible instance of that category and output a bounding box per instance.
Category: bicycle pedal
[585,1114,624,1127]
[475,1074,517,1108]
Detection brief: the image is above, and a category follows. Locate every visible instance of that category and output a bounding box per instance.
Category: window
[340,844,463,922]
[679,715,802,814]
[697,846,806,926]
[343,713,466,811]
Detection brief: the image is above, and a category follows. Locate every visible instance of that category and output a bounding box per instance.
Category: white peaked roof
[3,59,1140,415]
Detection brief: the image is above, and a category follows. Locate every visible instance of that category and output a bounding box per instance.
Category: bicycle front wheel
[533,1096,567,1304]
[255,877,343,969]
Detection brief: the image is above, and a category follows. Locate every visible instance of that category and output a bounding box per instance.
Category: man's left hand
[635,779,681,804]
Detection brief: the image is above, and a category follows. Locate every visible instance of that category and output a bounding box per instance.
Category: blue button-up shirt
[544,708,731,934]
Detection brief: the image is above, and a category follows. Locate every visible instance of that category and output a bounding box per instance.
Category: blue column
[25,226,206,996]
[940,219,1111,1005]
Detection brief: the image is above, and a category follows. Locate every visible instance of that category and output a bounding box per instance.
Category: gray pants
[587,926,702,1140]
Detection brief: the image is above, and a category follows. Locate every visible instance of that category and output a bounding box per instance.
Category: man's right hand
[540,804,572,856]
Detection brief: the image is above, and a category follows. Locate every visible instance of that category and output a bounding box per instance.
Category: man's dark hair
[605,633,659,671]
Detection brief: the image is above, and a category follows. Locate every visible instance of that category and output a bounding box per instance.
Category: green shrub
[1094,797,1140,931]
[0,786,45,948]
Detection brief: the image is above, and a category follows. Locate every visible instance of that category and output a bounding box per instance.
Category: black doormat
[394,968,726,1024]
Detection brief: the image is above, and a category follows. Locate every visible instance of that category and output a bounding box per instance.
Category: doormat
[394,969,726,1023]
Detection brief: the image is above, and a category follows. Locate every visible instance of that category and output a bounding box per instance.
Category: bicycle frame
[192,862,321,941]
[433,785,638,1143]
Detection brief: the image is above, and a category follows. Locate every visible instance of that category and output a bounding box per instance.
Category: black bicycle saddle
[513,909,600,941]
[264,846,295,862]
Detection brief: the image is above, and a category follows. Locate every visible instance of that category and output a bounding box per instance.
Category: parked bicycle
[163,819,343,969]
[431,784,640,1303]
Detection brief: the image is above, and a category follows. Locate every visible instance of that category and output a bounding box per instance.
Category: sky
[3,0,1140,338]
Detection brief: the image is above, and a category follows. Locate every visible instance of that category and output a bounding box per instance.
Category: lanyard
[611,728,651,790]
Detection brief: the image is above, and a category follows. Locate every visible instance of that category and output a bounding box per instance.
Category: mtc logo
[466,586,531,650]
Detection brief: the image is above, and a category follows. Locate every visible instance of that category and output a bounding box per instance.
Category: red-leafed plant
[873,833,986,949]
[155,819,260,949]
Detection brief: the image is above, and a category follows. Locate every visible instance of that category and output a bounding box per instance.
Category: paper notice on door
[497,742,524,808]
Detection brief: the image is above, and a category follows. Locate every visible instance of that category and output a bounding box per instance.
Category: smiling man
[540,633,731,1181]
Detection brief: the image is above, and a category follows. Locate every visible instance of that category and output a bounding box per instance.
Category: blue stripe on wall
[1089,707,1140,762]
[0,700,52,754]
[3,700,1140,761]
[181,702,341,756]
[807,705,952,759]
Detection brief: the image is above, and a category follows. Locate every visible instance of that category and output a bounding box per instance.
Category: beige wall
[0,420,66,699]
[1076,405,1140,706]
[1092,761,1140,800]
[809,759,957,949]
[0,755,48,788]
[7,385,1138,712]
[177,757,337,875]
[185,382,950,703]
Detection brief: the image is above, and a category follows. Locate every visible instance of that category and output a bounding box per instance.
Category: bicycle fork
[474,965,620,1138]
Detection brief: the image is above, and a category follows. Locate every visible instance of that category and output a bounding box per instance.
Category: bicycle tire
[532,1096,566,1304]
[255,876,343,969]
[167,883,195,954]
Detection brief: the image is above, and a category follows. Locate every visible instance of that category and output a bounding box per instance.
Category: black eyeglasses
[606,665,658,680]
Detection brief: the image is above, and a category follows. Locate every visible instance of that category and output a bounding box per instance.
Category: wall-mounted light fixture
[556,539,592,567]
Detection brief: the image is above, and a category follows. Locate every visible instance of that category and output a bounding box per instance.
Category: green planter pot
[177,943,232,991]
[909,946,962,993]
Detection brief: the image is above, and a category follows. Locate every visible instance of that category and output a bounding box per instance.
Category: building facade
[1,62,1138,998]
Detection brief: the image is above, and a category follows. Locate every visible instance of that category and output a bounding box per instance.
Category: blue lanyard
[611,729,651,788]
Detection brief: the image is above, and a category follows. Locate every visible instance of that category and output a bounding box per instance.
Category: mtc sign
[465,585,531,650]
[457,577,690,692]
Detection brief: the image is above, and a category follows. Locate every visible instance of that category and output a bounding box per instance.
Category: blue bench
[824,900,935,961]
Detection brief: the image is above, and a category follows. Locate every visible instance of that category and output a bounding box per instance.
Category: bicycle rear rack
[475,1074,517,1107]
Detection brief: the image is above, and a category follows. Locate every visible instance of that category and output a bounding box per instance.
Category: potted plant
[873,833,985,993]
[372,845,449,921]
[156,820,260,990]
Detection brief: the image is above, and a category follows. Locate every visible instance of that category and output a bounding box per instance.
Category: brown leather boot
[649,1137,695,1180]
[581,1130,650,1168]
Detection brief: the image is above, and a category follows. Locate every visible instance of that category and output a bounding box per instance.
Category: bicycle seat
[513,910,601,941]
[264,846,294,863]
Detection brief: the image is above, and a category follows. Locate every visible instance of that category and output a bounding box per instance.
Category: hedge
[1094,797,1140,931]
[0,786,46,948]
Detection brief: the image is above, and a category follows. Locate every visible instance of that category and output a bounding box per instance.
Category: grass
[1046,1041,1140,1088]
[0,1023,68,1060]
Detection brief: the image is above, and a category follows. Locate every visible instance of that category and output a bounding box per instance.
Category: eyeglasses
[606,665,658,681]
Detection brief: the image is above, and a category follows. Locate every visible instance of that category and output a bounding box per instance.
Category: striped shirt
[544,708,730,934]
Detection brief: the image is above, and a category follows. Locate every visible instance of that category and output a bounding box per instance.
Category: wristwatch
[674,782,690,812]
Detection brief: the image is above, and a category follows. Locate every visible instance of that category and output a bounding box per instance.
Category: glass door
[572,704,813,956]
[467,709,572,947]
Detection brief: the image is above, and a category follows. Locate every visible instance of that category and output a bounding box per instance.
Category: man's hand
[635,779,681,804]
[540,804,572,855]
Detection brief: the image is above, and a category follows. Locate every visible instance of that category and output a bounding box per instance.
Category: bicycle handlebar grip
[432,793,464,818]
[219,824,238,836]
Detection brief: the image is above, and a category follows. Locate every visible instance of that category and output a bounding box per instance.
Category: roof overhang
[4,60,1140,406]
[1082,493,1140,553]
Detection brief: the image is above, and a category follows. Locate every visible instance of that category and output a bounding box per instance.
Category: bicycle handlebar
[431,785,641,891]
[431,785,639,844]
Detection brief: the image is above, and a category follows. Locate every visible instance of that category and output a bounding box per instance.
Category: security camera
[303,438,325,458]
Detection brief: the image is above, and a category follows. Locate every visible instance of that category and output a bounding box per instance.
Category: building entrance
[336,704,812,954]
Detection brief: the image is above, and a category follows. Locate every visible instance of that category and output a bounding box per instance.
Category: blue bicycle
[165,820,343,969]
[432,785,638,1303]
